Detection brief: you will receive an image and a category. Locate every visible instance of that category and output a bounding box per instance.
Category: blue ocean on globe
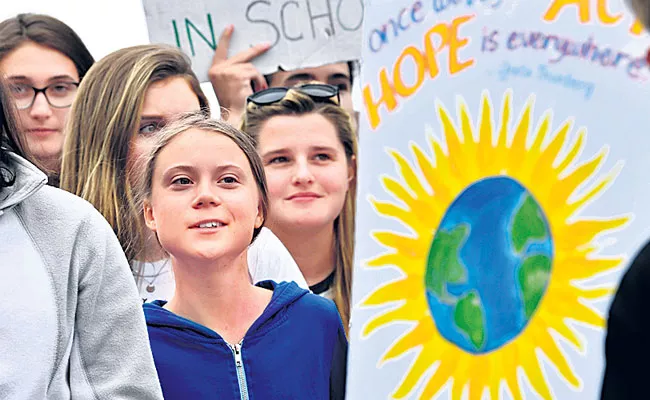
[424,176,553,354]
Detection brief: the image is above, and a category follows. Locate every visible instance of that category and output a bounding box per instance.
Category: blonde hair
[60,44,209,261]
[138,112,268,242]
[240,86,357,334]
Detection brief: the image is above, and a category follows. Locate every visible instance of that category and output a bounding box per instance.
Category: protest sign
[349,0,650,398]
[142,0,364,81]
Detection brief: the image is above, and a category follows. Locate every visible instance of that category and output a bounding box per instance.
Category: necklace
[135,259,171,293]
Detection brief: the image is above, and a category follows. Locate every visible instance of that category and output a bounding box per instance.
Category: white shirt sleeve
[247,227,310,290]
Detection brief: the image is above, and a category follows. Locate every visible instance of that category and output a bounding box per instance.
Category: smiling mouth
[199,222,223,228]
[191,221,226,229]
[288,193,321,200]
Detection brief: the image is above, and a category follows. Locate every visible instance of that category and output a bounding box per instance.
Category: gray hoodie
[0,152,163,399]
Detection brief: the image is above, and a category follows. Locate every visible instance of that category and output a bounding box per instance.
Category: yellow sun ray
[547,321,584,352]
[566,163,622,213]
[389,149,431,200]
[516,112,551,180]
[507,98,533,171]
[393,351,440,398]
[410,142,439,195]
[477,93,494,172]
[557,219,629,250]
[362,303,424,337]
[554,253,622,281]
[362,278,420,306]
[360,90,631,400]
[458,102,480,181]
[419,356,458,399]
[529,112,551,154]
[371,199,429,235]
[531,120,572,183]
[554,129,586,172]
[537,336,581,387]
[382,319,434,363]
[370,231,427,259]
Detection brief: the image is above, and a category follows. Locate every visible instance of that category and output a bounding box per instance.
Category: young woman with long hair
[138,112,347,399]
[60,44,306,302]
[240,83,357,333]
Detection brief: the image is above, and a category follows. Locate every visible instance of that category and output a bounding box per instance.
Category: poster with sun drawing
[349,1,650,399]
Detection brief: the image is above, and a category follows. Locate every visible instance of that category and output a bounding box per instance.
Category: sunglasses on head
[246,83,340,106]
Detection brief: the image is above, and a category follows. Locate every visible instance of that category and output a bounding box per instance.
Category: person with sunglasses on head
[137,112,347,400]
[208,24,358,130]
[241,82,357,335]
[61,44,308,304]
[0,76,163,398]
[0,13,94,186]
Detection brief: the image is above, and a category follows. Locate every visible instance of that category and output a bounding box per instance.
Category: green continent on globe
[425,224,470,304]
[518,254,552,319]
[511,195,546,253]
[454,290,486,350]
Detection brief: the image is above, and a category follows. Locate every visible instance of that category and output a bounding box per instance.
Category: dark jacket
[144,280,347,399]
[601,239,650,399]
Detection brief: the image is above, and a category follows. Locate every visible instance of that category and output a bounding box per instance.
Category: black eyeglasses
[246,83,340,106]
[8,82,80,110]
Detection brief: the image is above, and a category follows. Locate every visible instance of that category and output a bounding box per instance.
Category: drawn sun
[360,90,630,399]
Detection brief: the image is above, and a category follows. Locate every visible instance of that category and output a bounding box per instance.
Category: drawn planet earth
[424,177,553,353]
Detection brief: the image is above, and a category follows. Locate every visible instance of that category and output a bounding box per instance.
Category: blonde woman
[241,83,357,333]
[138,113,347,399]
[60,45,307,302]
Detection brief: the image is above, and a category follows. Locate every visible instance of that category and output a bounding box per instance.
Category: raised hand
[208,24,271,125]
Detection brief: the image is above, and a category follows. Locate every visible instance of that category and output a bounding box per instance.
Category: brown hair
[264,60,358,86]
[0,77,28,189]
[139,111,268,242]
[60,44,209,262]
[240,85,357,334]
[0,13,94,79]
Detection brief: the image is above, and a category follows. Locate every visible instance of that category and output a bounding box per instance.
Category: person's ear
[254,202,264,229]
[347,155,356,185]
[143,199,157,232]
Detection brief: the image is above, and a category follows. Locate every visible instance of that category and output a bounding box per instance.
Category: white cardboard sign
[142,0,364,81]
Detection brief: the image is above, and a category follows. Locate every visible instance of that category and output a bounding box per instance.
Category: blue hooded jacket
[143,281,347,399]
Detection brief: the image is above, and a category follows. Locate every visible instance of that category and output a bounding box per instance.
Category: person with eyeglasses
[208,24,358,131]
[240,82,357,336]
[0,13,93,186]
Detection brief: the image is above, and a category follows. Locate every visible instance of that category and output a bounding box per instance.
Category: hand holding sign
[208,24,270,124]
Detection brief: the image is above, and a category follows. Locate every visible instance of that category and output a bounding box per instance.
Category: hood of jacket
[0,152,47,214]
[143,280,309,340]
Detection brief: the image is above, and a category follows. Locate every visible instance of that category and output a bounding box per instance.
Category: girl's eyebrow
[261,149,287,159]
[310,145,337,152]
[162,163,246,179]
[7,74,78,83]
[47,75,78,83]
[140,116,164,122]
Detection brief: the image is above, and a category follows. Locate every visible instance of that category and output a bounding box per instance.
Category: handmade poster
[349,0,650,399]
[141,0,364,81]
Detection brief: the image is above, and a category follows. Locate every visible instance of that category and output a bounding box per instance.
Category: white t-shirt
[132,227,309,302]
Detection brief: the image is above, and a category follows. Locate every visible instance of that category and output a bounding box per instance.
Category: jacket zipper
[228,341,249,400]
